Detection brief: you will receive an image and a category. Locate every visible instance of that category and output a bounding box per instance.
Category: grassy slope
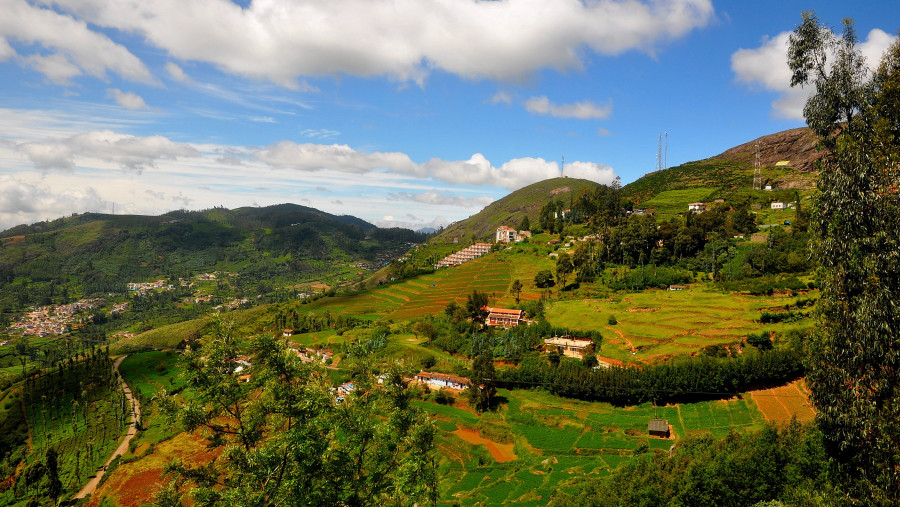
[434,178,602,243]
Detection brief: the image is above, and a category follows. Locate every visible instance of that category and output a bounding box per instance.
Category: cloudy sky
[0,1,897,232]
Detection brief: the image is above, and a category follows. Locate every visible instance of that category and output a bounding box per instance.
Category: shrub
[607,315,618,325]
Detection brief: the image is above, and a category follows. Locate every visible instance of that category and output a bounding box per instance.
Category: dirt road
[73,355,142,500]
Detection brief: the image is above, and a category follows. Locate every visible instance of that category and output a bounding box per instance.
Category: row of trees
[493,349,804,406]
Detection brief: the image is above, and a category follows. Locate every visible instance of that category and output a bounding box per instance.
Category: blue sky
[0,1,897,231]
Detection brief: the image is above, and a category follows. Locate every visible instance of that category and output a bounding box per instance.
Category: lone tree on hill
[465,290,489,326]
[789,12,900,503]
[510,279,523,304]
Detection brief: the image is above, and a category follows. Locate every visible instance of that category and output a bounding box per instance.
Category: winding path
[73,355,142,500]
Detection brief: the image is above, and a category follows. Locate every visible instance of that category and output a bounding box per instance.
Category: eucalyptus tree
[789,11,900,504]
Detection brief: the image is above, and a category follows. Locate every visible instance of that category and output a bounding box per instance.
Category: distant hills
[0,204,425,315]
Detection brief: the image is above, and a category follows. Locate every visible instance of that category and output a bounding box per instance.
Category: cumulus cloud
[0,0,153,84]
[0,37,13,61]
[107,89,149,110]
[387,191,494,208]
[254,141,617,190]
[44,0,713,85]
[525,96,613,119]
[18,130,199,171]
[0,176,106,227]
[732,28,897,119]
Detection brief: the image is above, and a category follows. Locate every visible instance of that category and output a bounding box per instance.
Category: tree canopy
[790,12,900,504]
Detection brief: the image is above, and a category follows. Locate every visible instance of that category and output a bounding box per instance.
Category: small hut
[648,419,670,438]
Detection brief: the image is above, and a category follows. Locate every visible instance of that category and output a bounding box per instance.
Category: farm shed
[648,419,670,438]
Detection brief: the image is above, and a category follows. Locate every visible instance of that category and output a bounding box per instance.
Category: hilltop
[434,177,602,243]
[623,127,820,205]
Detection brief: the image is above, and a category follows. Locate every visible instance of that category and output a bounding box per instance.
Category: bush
[534,270,555,288]
[420,355,437,369]
[607,315,618,325]
[434,388,454,405]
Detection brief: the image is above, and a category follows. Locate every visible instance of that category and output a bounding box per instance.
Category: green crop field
[303,254,513,319]
[544,287,814,364]
[641,188,718,215]
[425,388,767,505]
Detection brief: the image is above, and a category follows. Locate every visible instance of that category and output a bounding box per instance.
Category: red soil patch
[749,380,816,425]
[452,426,517,463]
[86,432,221,507]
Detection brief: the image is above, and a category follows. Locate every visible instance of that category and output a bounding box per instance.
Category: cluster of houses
[215,298,250,311]
[110,302,129,316]
[688,199,796,214]
[127,280,173,293]
[7,298,105,337]
[434,242,492,268]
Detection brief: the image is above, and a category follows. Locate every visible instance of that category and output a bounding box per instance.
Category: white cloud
[0,37,13,61]
[251,116,275,123]
[490,91,513,105]
[107,89,149,110]
[732,28,897,119]
[525,96,613,119]
[563,161,617,184]
[45,0,714,85]
[0,0,154,84]
[254,141,617,190]
[388,191,494,208]
[18,130,199,171]
[597,127,611,137]
[300,128,340,140]
[0,175,106,226]
[165,61,190,82]
[23,53,81,84]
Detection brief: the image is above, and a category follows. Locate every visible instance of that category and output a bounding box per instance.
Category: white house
[771,202,786,210]
[495,225,517,243]
[688,202,707,213]
[544,336,594,359]
[415,371,470,390]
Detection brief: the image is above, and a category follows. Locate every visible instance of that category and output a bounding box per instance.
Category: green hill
[623,127,820,206]
[434,177,602,243]
[0,204,425,319]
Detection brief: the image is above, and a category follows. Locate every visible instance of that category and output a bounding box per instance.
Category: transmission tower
[656,134,663,172]
[753,141,762,191]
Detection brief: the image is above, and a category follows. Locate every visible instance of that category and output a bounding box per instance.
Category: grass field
[423,388,770,505]
[545,286,815,364]
[641,188,718,215]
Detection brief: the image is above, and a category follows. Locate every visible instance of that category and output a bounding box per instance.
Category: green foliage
[534,270,555,288]
[791,12,900,503]
[553,422,839,507]
[156,325,438,506]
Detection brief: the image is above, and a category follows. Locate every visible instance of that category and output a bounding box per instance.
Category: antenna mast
[753,141,762,191]
[561,155,565,178]
[664,131,668,170]
[656,134,663,172]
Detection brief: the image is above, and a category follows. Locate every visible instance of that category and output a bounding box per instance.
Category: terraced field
[545,287,815,364]
[425,389,768,505]
[305,254,513,319]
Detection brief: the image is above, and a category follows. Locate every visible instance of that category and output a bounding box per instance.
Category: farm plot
[749,379,815,425]
[642,188,718,215]
[426,387,769,505]
[545,288,808,364]
[302,255,512,320]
